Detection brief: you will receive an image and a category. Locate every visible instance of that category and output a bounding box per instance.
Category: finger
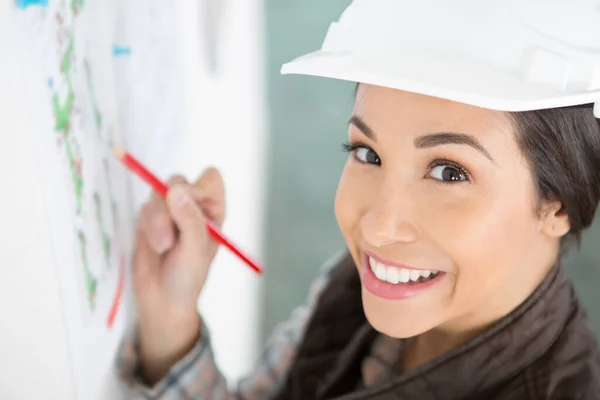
[165,174,189,187]
[143,175,188,253]
[132,222,161,298]
[165,184,208,248]
[140,199,173,254]
[192,167,224,199]
[191,167,226,225]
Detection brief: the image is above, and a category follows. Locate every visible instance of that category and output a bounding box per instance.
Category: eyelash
[341,140,380,165]
[341,140,371,155]
[341,141,472,183]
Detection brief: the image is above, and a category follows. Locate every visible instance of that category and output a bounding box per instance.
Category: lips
[361,252,446,300]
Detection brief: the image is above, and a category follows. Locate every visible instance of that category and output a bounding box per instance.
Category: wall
[188,0,268,382]
[261,0,353,341]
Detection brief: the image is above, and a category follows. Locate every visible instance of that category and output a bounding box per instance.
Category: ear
[539,201,571,238]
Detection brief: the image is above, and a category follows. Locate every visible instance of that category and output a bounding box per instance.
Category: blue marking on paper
[15,0,48,9]
[112,46,132,57]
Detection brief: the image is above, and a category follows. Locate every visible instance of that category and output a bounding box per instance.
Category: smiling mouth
[368,256,440,285]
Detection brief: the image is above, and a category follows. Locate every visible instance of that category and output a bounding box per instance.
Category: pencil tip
[111,146,125,159]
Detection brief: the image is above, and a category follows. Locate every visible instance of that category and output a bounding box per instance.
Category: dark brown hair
[508,104,600,249]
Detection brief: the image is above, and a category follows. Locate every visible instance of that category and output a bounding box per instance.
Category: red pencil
[112,146,263,274]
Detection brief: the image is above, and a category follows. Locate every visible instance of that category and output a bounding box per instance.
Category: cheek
[432,181,539,296]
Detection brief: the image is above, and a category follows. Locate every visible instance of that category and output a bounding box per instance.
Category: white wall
[177,0,268,382]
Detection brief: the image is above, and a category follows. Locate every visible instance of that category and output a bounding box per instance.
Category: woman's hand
[132,167,225,385]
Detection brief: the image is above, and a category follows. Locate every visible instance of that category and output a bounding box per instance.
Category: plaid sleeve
[117,250,343,400]
[117,320,229,400]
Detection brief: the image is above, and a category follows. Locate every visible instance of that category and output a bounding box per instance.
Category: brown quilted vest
[273,252,600,400]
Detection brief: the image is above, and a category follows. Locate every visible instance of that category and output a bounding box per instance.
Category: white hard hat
[281,0,600,117]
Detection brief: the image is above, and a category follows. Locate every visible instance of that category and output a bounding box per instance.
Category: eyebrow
[349,115,494,162]
[349,116,376,141]
[414,133,494,162]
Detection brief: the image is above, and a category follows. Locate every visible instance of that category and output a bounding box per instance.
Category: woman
[119,0,600,398]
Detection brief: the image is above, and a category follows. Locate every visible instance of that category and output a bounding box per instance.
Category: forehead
[353,84,513,141]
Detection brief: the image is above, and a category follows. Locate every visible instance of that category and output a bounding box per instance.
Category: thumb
[166,185,207,244]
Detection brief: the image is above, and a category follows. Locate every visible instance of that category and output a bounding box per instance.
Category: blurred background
[4,0,600,393]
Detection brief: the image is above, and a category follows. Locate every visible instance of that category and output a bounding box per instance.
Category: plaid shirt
[118,252,401,399]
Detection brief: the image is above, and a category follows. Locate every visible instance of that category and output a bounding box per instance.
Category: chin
[361,290,439,339]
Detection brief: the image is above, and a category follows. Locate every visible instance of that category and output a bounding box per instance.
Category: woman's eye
[429,164,468,182]
[355,147,381,165]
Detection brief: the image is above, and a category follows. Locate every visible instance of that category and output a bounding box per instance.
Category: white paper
[113,0,186,210]
[15,1,130,398]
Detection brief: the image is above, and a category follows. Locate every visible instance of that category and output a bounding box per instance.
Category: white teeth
[369,257,377,271]
[398,268,410,283]
[386,267,399,284]
[368,256,440,285]
[375,263,387,280]
[409,270,421,282]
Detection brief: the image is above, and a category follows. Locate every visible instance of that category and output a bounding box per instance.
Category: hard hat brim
[281,49,600,112]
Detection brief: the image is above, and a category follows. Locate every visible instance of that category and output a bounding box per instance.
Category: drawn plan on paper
[15,0,131,398]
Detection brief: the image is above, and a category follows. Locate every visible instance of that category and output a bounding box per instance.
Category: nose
[360,184,420,248]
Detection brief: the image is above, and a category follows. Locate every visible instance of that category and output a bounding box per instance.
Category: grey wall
[262,1,600,342]
[262,1,353,340]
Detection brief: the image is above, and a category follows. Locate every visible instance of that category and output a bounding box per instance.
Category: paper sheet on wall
[113,0,186,210]
[113,0,229,212]
[15,1,130,398]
